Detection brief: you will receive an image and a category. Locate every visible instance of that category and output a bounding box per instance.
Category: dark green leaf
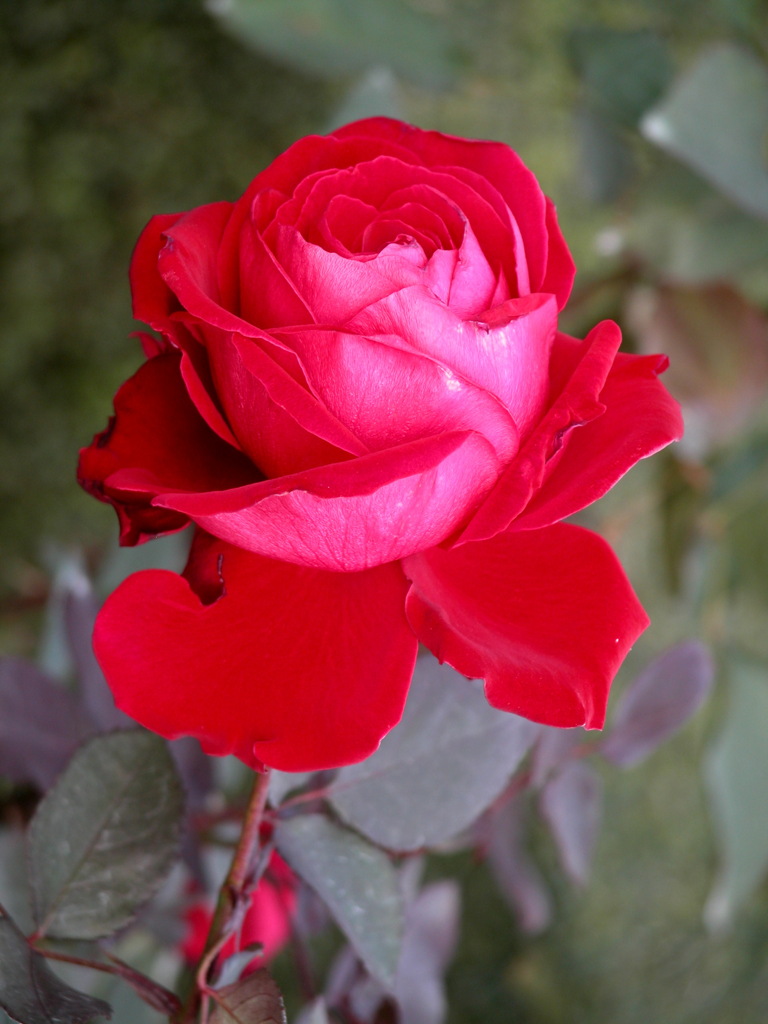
[28,731,183,940]
[275,815,402,988]
[328,660,538,852]
[211,0,460,88]
[209,969,286,1024]
[0,907,111,1024]
[642,43,768,219]
[705,660,768,925]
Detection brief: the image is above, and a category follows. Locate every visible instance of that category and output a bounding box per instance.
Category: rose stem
[176,765,272,1024]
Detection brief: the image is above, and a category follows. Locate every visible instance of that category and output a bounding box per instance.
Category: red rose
[79,118,682,771]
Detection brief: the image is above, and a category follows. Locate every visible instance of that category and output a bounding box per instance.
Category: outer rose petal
[515,351,684,531]
[77,352,256,545]
[93,534,418,771]
[403,523,650,730]
[154,431,501,572]
[457,320,622,545]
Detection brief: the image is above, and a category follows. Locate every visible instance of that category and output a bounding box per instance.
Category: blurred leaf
[642,43,768,219]
[294,999,331,1024]
[567,26,671,126]
[0,658,91,790]
[209,968,286,1024]
[95,531,190,599]
[705,659,768,926]
[393,880,460,1024]
[573,105,634,203]
[325,67,404,132]
[483,797,552,935]
[0,829,32,933]
[601,642,715,768]
[530,727,585,788]
[28,731,183,940]
[268,771,316,807]
[328,660,537,852]
[275,814,402,989]
[209,0,460,88]
[0,907,111,1024]
[61,565,129,732]
[626,283,768,458]
[539,762,602,886]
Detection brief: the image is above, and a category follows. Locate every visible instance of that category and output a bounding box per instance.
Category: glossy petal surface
[404,523,650,730]
[93,534,418,770]
[155,431,500,571]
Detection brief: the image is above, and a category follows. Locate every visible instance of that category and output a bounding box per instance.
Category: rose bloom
[79,118,682,771]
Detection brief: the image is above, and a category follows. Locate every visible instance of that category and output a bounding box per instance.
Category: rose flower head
[79,118,682,772]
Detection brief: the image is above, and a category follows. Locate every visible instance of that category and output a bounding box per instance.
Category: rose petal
[237,219,314,329]
[515,351,684,531]
[130,212,185,328]
[154,431,501,572]
[158,202,271,338]
[273,325,519,461]
[457,321,622,545]
[271,225,427,323]
[331,118,553,295]
[539,198,576,309]
[349,288,558,435]
[205,330,366,476]
[78,353,257,544]
[403,523,650,730]
[93,533,418,770]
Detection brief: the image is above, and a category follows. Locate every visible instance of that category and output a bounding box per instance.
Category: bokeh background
[2,0,768,1021]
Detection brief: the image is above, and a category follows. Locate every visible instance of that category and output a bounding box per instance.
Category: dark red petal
[403,523,649,730]
[538,199,576,310]
[130,213,185,329]
[77,353,257,545]
[458,321,622,545]
[206,331,366,476]
[154,430,501,572]
[158,202,267,337]
[93,533,418,771]
[237,220,314,329]
[515,351,683,531]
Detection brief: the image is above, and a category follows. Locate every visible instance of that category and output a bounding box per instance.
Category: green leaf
[704,660,768,926]
[209,969,286,1024]
[568,26,671,127]
[210,0,460,88]
[0,907,111,1024]
[642,43,768,219]
[275,814,402,988]
[28,731,184,940]
[328,660,537,852]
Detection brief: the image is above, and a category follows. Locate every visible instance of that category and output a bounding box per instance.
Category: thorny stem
[175,766,272,1024]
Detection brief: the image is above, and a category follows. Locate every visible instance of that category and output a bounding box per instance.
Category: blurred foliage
[3,0,768,1021]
